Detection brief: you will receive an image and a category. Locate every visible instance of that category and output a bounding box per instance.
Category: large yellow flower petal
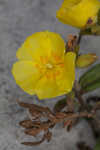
[35,52,76,99]
[16,31,65,62]
[64,52,76,82]
[56,52,76,93]
[35,76,66,99]
[12,61,41,95]
[57,0,100,28]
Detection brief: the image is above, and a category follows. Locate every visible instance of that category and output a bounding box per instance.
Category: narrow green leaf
[82,79,100,93]
[94,139,100,150]
[79,64,100,88]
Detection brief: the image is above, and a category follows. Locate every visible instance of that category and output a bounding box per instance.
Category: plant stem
[74,81,86,109]
[77,30,83,45]
[66,96,74,113]
[75,91,85,107]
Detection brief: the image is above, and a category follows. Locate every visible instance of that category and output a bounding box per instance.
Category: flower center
[46,63,53,69]
[35,54,64,80]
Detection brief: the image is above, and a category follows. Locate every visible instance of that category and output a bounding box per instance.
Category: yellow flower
[12,31,76,99]
[57,0,100,28]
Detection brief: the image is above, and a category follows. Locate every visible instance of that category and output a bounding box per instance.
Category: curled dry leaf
[44,131,52,142]
[19,120,34,129]
[65,35,78,52]
[21,137,45,146]
[17,100,54,120]
[64,118,78,131]
[22,130,52,146]
[24,128,42,136]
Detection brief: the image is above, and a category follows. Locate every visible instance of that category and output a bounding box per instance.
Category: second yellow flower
[57,0,100,28]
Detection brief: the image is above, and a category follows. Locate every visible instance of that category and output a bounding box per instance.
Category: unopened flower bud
[76,53,98,68]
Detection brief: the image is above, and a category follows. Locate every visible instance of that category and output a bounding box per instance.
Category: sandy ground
[0,0,100,150]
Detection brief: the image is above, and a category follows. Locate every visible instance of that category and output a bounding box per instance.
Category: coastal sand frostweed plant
[12,31,76,99]
[11,0,100,147]
[56,0,100,28]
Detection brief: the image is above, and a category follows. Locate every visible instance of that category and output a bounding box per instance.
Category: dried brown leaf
[64,120,72,128]
[21,137,45,146]
[19,120,34,129]
[24,128,42,136]
[45,131,52,142]
[21,131,50,146]
[17,99,95,147]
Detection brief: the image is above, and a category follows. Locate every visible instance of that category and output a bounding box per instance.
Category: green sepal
[81,28,92,35]
[91,25,100,35]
